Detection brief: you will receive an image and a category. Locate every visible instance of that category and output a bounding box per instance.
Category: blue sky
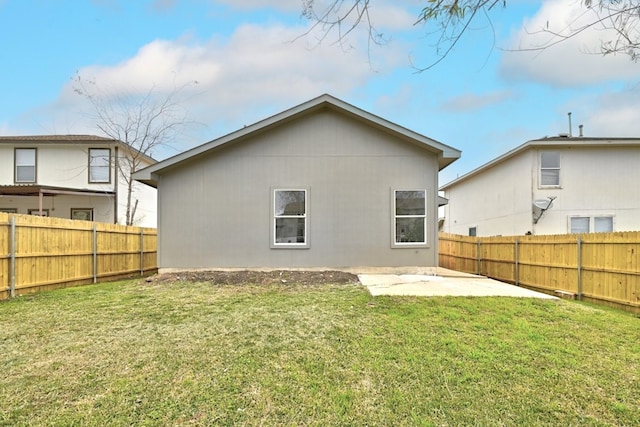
[1,0,638,184]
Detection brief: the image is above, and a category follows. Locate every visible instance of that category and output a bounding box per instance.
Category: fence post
[477,239,481,275]
[514,238,519,286]
[93,224,98,284]
[9,216,16,298]
[140,229,144,275]
[577,236,582,300]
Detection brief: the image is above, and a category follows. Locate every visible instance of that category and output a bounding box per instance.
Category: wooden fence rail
[439,232,640,313]
[0,212,157,300]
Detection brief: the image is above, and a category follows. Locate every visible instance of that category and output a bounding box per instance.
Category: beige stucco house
[134,94,461,269]
[0,135,157,226]
[440,136,640,236]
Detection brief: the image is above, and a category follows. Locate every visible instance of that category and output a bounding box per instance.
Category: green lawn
[1,278,639,426]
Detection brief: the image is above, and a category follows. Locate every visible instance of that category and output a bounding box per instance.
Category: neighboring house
[440,136,640,236]
[134,94,461,269]
[0,135,157,227]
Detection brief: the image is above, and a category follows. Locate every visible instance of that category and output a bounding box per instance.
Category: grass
[1,279,639,426]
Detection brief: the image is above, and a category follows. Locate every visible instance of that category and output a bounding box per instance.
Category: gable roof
[133,94,461,188]
[440,135,640,190]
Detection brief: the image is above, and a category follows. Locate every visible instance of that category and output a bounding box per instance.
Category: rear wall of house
[157,110,440,268]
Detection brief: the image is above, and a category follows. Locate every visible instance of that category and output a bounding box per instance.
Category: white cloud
[574,88,640,137]
[366,2,417,31]
[500,0,639,86]
[36,21,401,152]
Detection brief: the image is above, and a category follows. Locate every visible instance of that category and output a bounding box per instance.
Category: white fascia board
[133,94,463,183]
[439,136,640,190]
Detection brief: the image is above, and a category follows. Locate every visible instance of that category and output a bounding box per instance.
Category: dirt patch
[149,270,360,286]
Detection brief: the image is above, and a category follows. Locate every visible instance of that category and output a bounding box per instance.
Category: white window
[540,151,560,187]
[15,148,36,183]
[89,148,111,183]
[594,216,613,233]
[71,208,94,221]
[570,217,590,234]
[274,189,307,246]
[570,216,614,233]
[394,190,427,245]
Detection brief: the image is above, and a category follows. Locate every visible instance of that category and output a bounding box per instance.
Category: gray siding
[158,110,439,268]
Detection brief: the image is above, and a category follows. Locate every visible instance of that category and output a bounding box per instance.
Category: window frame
[594,216,614,233]
[271,188,309,249]
[539,150,561,188]
[71,208,94,221]
[0,208,18,213]
[392,189,428,248]
[569,215,614,234]
[15,148,37,183]
[88,148,112,184]
[569,216,590,234]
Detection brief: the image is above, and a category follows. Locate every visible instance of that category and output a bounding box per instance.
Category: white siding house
[440,136,640,236]
[0,135,157,226]
[134,94,461,270]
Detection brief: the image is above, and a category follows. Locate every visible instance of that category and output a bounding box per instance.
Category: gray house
[134,94,460,270]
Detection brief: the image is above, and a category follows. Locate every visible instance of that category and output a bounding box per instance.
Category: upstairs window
[15,148,36,183]
[540,151,560,186]
[273,189,307,246]
[89,148,111,183]
[394,190,427,245]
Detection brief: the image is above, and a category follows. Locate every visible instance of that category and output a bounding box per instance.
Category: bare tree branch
[299,1,640,70]
[73,73,197,225]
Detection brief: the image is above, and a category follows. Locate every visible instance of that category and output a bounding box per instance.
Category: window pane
[541,151,560,168]
[275,190,305,216]
[275,218,305,243]
[16,166,35,182]
[594,217,613,233]
[570,217,589,234]
[469,227,477,237]
[540,169,559,186]
[396,217,425,243]
[396,190,425,215]
[89,149,110,182]
[540,151,560,186]
[16,148,36,165]
[15,149,36,182]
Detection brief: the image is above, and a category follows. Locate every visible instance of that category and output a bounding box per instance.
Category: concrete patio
[356,267,557,299]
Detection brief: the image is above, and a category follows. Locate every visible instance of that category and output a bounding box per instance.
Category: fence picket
[439,232,640,313]
[0,212,157,300]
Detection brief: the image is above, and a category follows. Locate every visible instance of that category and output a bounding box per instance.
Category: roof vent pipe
[568,112,573,137]
[579,124,583,137]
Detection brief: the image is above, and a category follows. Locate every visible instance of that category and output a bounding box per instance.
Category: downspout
[113,145,119,224]
[38,189,43,216]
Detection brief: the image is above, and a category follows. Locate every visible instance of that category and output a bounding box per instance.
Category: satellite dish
[532,197,556,224]
[534,198,553,210]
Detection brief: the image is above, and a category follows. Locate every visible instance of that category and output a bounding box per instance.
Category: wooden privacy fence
[0,212,157,300]
[439,232,640,313]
